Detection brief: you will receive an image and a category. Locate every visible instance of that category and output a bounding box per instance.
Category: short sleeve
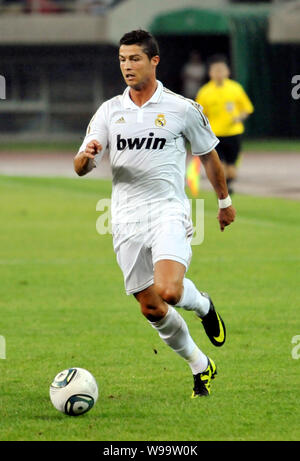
[236,85,254,114]
[183,101,219,156]
[78,103,109,166]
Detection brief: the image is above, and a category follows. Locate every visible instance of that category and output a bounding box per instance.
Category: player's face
[209,62,230,84]
[119,44,159,90]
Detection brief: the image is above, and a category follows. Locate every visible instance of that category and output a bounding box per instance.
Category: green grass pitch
[0,175,299,441]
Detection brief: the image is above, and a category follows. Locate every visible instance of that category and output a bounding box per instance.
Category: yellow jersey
[195,78,254,137]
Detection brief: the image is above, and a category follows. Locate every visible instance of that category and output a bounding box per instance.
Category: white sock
[149,305,208,374]
[176,278,210,317]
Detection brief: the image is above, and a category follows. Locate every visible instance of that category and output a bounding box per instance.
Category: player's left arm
[201,149,236,232]
[183,102,236,231]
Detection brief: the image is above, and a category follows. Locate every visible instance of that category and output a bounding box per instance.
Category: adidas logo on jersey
[115,117,126,124]
[117,133,166,151]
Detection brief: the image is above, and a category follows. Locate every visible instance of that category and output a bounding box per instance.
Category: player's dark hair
[119,29,160,60]
[207,54,229,69]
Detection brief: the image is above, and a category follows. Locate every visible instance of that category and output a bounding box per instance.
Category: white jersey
[78,80,219,225]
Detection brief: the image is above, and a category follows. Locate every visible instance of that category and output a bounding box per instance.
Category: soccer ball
[49,367,98,416]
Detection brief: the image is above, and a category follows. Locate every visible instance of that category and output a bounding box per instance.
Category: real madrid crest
[155,114,166,127]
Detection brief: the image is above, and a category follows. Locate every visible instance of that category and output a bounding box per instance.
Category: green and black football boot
[199,293,226,347]
[191,357,217,398]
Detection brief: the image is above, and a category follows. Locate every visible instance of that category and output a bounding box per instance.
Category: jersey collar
[210,78,230,88]
[122,80,163,109]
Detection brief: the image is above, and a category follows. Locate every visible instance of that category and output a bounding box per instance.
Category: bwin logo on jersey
[117,133,166,151]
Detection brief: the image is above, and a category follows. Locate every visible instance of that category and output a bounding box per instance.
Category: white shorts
[112,217,193,295]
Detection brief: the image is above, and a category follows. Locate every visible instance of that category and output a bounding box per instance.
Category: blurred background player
[196,54,254,194]
[181,50,206,100]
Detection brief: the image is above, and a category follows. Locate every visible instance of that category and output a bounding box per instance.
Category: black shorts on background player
[216,134,241,165]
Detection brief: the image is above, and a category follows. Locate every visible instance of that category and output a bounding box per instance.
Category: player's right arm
[74,140,102,176]
[74,103,108,176]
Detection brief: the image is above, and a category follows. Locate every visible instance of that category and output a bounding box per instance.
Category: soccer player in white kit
[74,30,236,397]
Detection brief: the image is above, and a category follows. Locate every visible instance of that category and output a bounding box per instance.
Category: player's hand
[232,117,241,124]
[84,140,102,159]
[217,205,236,232]
[74,140,102,176]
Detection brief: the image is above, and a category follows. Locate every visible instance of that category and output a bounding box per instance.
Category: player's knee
[140,302,167,322]
[154,282,182,306]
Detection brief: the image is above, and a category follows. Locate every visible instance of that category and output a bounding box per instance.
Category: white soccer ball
[49,367,98,416]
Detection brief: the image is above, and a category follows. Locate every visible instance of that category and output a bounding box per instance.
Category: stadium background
[0,0,299,442]
[0,0,300,139]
